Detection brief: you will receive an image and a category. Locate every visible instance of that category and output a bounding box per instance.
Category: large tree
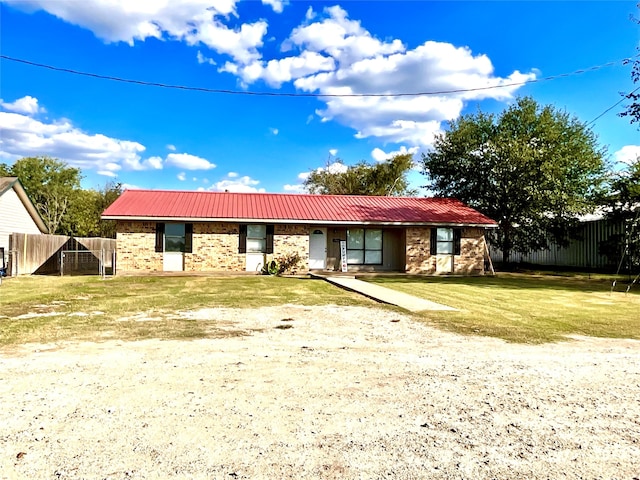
[598,157,640,270]
[304,153,416,196]
[58,182,122,238]
[421,97,606,263]
[1,157,121,237]
[5,156,82,234]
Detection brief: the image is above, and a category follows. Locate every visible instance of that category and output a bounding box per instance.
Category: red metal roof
[102,189,497,226]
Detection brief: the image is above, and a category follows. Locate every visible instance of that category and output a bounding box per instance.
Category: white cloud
[305,6,315,21]
[5,0,267,65]
[228,171,238,178]
[0,96,212,176]
[166,144,177,151]
[613,145,640,166]
[270,127,279,135]
[96,161,122,177]
[223,50,335,87]
[139,156,163,170]
[196,50,216,65]
[307,161,348,175]
[285,6,404,66]
[329,148,338,156]
[212,174,265,192]
[283,183,305,193]
[262,0,286,14]
[121,183,142,190]
[0,109,148,175]
[0,95,44,115]
[166,153,216,170]
[371,145,419,162]
[222,5,535,148]
[177,172,187,181]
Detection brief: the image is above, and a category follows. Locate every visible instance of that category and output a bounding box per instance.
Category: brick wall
[405,226,486,275]
[184,223,245,272]
[405,227,434,273]
[116,221,162,272]
[116,221,309,273]
[455,227,485,274]
[117,221,486,275]
[272,224,309,274]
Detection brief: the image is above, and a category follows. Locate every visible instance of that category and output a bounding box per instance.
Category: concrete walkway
[320,276,457,312]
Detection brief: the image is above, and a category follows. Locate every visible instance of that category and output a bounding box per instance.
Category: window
[436,228,453,254]
[155,223,193,253]
[165,223,186,252]
[238,225,274,254]
[347,228,383,265]
[246,224,266,253]
[430,228,461,255]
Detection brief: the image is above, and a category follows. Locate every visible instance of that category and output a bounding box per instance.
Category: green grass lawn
[365,274,640,343]
[2,273,639,347]
[0,275,376,346]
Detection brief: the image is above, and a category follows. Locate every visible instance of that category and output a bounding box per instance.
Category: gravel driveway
[1,305,639,479]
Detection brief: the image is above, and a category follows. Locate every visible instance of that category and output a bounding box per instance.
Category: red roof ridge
[124,188,464,202]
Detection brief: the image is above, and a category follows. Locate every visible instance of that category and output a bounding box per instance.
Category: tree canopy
[1,157,121,237]
[620,4,640,127]
[421,97,607,263]
[6,156,82,234]
[304,153,416,196]
[598,156,640,270]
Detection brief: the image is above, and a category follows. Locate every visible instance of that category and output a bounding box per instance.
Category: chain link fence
[60,249,116,278]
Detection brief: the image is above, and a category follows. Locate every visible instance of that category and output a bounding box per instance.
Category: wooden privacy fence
[8,233,116,276]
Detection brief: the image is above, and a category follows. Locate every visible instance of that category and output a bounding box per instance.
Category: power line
[0,53,634,98]
[586,85,640,127]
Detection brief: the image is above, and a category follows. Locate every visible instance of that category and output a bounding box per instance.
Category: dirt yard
[1,305,639,479]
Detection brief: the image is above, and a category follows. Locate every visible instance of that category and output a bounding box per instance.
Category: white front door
[309,228,327,270]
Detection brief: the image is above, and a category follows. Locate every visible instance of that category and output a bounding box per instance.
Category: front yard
[1,273,639,346]
[367,273,640,343]
[0,275,376,347]
[1,273,639,479]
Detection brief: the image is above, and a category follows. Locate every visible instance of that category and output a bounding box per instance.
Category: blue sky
[1,0,638,194]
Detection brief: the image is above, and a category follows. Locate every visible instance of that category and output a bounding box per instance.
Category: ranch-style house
[102,189,497,275]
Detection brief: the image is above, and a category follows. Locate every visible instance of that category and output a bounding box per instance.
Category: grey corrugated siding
[489,219,628,269]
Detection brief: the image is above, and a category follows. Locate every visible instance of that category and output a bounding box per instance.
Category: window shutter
[429,228,437,255]
[155,223,165,253]
[453,228,462,255]
[266,225,274,254]
[185,223,193,253]
[238,224,247,254]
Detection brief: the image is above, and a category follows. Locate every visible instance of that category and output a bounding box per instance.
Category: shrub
[260,252,302,276]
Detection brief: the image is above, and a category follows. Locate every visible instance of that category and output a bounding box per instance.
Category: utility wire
[0,54,635,98]
[586,85,640,126]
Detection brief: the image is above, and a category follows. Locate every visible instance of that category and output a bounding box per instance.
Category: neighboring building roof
[103,189,497,227]
[0,177,48,233]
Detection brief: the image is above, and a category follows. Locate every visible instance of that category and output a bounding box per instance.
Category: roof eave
[101,215,497,228]
[3,178,49,233]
